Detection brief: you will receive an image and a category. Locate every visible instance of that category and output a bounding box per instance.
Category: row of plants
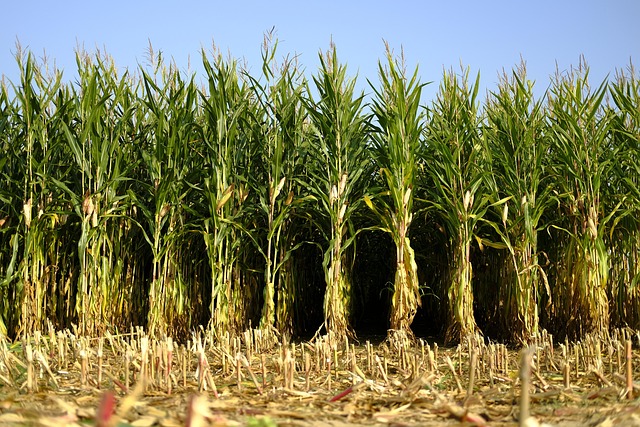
[1,39,639,343]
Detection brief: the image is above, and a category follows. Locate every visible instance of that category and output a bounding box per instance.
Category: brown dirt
[0,329,639,426]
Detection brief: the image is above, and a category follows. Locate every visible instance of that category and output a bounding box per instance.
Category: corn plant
[136,58,202,336]
[0,70,21,335]
[546,63,618,336]
[367,46,425,337]
[199,50,253,332]
[51,51,138,334]
[1,43,639,343]
[2,51,70,335]
[423,68,491,343]
[483,66,551,342]
[609,64,640,328]
[302,46,372,338]
[244,37,311,335]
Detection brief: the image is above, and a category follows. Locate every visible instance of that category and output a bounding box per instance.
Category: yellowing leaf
[216,187,234,211]
[364,194,374,211]
[274,176,286,201]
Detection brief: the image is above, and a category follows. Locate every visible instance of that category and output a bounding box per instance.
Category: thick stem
[389,215,420,335]
[446,224,476,343]
[323,222,351,337]
[260,201,276,329]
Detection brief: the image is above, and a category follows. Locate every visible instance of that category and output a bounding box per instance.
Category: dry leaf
[130,415,159,427]
[0,413,26,423]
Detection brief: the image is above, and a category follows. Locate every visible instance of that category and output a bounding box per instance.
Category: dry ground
[1,329,639,426]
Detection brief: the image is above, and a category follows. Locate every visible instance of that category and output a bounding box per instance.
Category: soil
[0,330,638,426]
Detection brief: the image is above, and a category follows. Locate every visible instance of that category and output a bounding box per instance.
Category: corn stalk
[609,64,640,328]
[51,51,138,334]
[483,65,551,342]
[136,57,201,336]
[367,46,425,338]
[1,51,68,335]
[245,36,310,335]
[0,78,13,335]
[547,63,617,336]
[199,50,251,333]
[303,46,372,338]
[423,68,489,343]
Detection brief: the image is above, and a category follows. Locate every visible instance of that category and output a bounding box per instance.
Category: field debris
[0,327,639,425]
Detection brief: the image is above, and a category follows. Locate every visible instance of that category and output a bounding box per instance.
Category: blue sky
[1,1,639,101]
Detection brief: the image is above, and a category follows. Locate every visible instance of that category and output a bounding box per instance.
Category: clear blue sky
[1,1,639,102]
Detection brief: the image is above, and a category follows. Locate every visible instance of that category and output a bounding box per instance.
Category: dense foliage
[1,41,639,343]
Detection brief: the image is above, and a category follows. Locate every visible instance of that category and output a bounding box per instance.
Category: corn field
[1,41,639,344]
